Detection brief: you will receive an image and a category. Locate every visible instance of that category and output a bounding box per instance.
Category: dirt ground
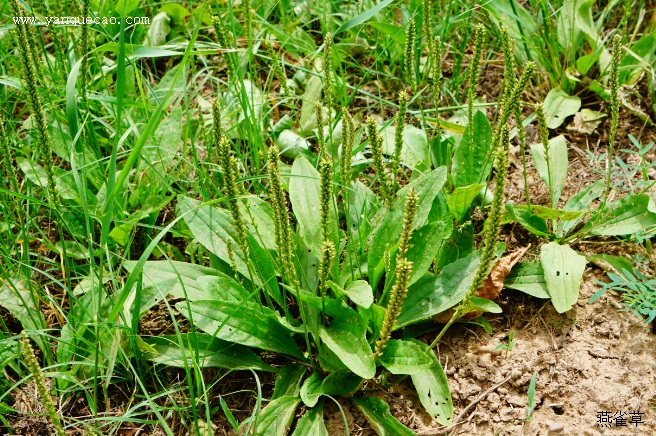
[315,269,656,436]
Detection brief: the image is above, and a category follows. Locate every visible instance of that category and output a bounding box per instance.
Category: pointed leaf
[382,124,430,170]
[176,300,305,360]
[351,397,415,436]
[143,333,274,371]
[588,194,656,236]
[289,156,338,257]
[300,371,324,407]
[505,262,550,299]
[542,88,581,129]
[319,306,375,379]
[448,184,484,222]
[273,365,307,400]
[531,135,568,205]
[256,396,301,436]
[379,339,432,375]
[343,280,374,308]
[451,111,493,187]
[369,167,447,286]
[397,250,480,328]
[177,196,281,304]
[559,180,605,235]
[0,277,46,332]
[292,400,328,436]
[409,339,453,425]
[540,242,586,313]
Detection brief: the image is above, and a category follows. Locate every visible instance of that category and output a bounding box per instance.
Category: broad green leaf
[319,305,375,379]
[397,250,480,328]
[299,372,324,407]
[273,365,307,400]
[505,202,551,238]
[176,300,305,360]
[143,333,274,371]
[512,204,582,222]
[588,194,656,236]
[586,254,635,278]
[343,280,374,309]
[540,242,586,313]
[347,180,382,244]
[277,130,310,159]
[448,184,484,222]
[320,369,362,396]
[531,135,568,205]
[177,196,281,304]
[352,397,415,436]
[17,158,80,201]
[409,339,453,426]
[140,106,182,191]
[289,156,338,257]
[382,124,430,170]
[504,262,550,299]
[145,11,171,46]
[556,0,597,52]
[160,3,190,23]
[542,88,581,129]
[403,220,448,285]
[240,196,277,251]
[299,70,323,133]
[379,340,432,375]
[436,223,474,270]
[451,111,493,187]
[255,396,301,436]
[559,180,605,235]
[177,196,249,274]
[334,0,394,35]
[0,277,45,333]
[369,167,447,286]
[467,297,502,314]
[292,400,328,436]
[124,260,248,311]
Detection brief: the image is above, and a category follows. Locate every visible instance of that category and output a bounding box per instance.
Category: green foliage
[1,0,654,434]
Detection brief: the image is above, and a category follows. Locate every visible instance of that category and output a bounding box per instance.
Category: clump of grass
[0,120,20,222]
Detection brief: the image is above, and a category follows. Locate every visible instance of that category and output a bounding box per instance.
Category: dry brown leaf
[434,246,529,323]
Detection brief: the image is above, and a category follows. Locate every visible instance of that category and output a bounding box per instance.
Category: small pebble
[511,368,522,379]
[548,422,565,433]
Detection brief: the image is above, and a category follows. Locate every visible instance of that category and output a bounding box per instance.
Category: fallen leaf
[434,246,529,323]
[566,109,606,135]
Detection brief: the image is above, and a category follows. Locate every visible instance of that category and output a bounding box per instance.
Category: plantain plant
[114,17,542,433]
[505,33,656,314]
